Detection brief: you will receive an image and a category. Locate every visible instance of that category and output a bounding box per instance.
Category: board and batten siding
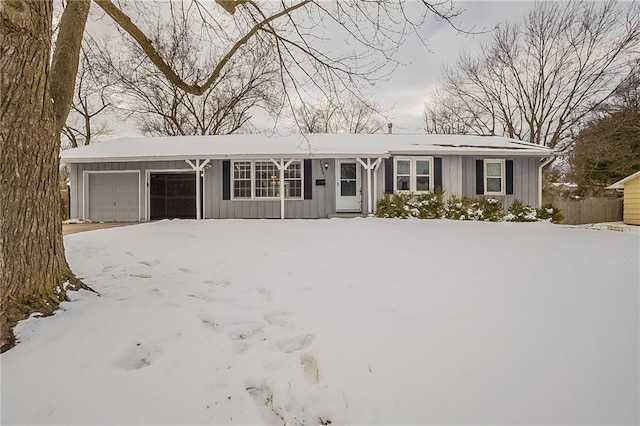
[623,176,640,225]
[70,161,192,221]
[206,159,337,219]
[461,156,540,207]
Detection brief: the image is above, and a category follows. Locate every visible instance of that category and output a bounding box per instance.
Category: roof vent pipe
[388,122,393,134]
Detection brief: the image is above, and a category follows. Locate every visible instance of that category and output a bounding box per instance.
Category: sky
[84,1,534,138]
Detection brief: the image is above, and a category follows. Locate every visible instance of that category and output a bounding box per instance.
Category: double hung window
[394,157,433,193]
[484,159,505,195]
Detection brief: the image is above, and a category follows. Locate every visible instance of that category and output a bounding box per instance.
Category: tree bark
[0,0,88,352]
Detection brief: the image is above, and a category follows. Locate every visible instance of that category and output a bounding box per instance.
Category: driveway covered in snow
[2,219,638,424]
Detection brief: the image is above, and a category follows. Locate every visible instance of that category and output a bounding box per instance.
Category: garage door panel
[88,173,139,222]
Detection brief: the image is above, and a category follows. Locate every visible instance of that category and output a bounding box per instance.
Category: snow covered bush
[412,191,445,219]
[444,196,503,221]
[376,193,414,218]
[505,200,538,222]
[476,197,504,222]
[376,192,445,219]
[444,196,472,220]
[537,203,564,223]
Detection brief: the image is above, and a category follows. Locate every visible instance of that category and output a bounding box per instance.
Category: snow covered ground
[2,219,638,425]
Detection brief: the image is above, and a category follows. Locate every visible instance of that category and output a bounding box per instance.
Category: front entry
[335,160,361,212]
[150,173,197,220]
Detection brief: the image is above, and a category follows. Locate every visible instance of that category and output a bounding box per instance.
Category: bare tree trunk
[0,0,88,353]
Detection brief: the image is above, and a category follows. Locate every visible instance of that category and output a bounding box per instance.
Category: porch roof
[61,133,554,163]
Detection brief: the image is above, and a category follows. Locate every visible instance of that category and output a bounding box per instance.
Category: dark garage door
[150,173,197,220]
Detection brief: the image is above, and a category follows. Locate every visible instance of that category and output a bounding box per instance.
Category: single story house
[60,133,554,221]
[607,171,640,225]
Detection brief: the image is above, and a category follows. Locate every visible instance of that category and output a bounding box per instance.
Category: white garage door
[88,173,140,222]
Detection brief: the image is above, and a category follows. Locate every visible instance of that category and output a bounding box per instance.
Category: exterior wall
[71,161,191,221]
[623,177,640,225]
[378,155,541,208]
[461,156,540,208]
[442,155,463,198]
[67,154,543,221]
[206,159,337,219]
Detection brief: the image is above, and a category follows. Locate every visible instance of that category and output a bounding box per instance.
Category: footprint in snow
[228,322,266,354]
[257,287,272,301]
[115,342,161,371]
[204,279,231,288]
[245,384,284,425]
[300,353,320,385]
[130,273,152,279]
[187,293,217,302]
[199,316,224,333]
[263,313,291,329]
[275,334,315,353]
[139,259,160,267]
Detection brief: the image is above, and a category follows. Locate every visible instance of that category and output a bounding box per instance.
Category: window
[484,159,505,195]
[232,160,303,200]
[255,161,280,198]
[394,157,433,193]
[233,161,252,199]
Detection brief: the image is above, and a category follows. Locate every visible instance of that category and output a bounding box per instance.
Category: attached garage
[149,172,197,220]
[86,172,140,222]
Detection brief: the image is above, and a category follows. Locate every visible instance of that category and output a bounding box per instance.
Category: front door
[336,160,361,212]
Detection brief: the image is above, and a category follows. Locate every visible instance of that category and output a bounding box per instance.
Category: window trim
[231,160,253,200]
[231,159,303,200]
[393,157,434,193]
[483,159,505,195]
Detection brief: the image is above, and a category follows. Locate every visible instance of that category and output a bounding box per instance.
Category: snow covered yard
[2,219,638,425]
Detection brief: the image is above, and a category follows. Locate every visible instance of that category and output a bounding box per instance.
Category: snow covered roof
[61,133,554,163]
[606,170,640,189]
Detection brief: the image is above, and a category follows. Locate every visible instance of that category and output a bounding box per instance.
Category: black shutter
[384,157,394,193]
[304,159,312,200]
[476,159,484,195]
[222,160,231,200]
[434,157,443,192]
[506,160,514,195]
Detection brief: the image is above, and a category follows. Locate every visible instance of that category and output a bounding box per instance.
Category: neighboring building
[607,171,640,225]
[60,134,553,222]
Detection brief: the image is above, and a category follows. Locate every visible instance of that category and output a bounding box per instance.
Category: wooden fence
[553,198,623,225]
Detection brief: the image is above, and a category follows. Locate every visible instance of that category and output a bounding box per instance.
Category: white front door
[336,160,361,212]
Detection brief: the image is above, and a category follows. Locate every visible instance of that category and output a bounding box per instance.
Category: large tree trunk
[0,0,88,352]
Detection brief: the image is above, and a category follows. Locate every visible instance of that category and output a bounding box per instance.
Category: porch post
[356,158,378,216]
[280,159,285,219]
[373,157,382,214]
[195,159,201,220]
[186,159,210,220]
[366,159,372,215]
[270,158,294,219]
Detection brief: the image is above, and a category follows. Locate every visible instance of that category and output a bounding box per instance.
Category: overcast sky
[88,1,534,138]
[375,0,533,133]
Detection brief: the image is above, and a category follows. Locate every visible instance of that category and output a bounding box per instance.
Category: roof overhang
[59,134,555,164]
[606,171,640,189]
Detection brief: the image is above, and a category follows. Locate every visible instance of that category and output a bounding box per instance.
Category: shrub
[445,196,503,221]
[445,196,470,220]
[537,203,564,224]
[476,197,504,222]
[376,192,445,219]
[376,193,414,219]
[505,200,538,222]
[412,191,445,219]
